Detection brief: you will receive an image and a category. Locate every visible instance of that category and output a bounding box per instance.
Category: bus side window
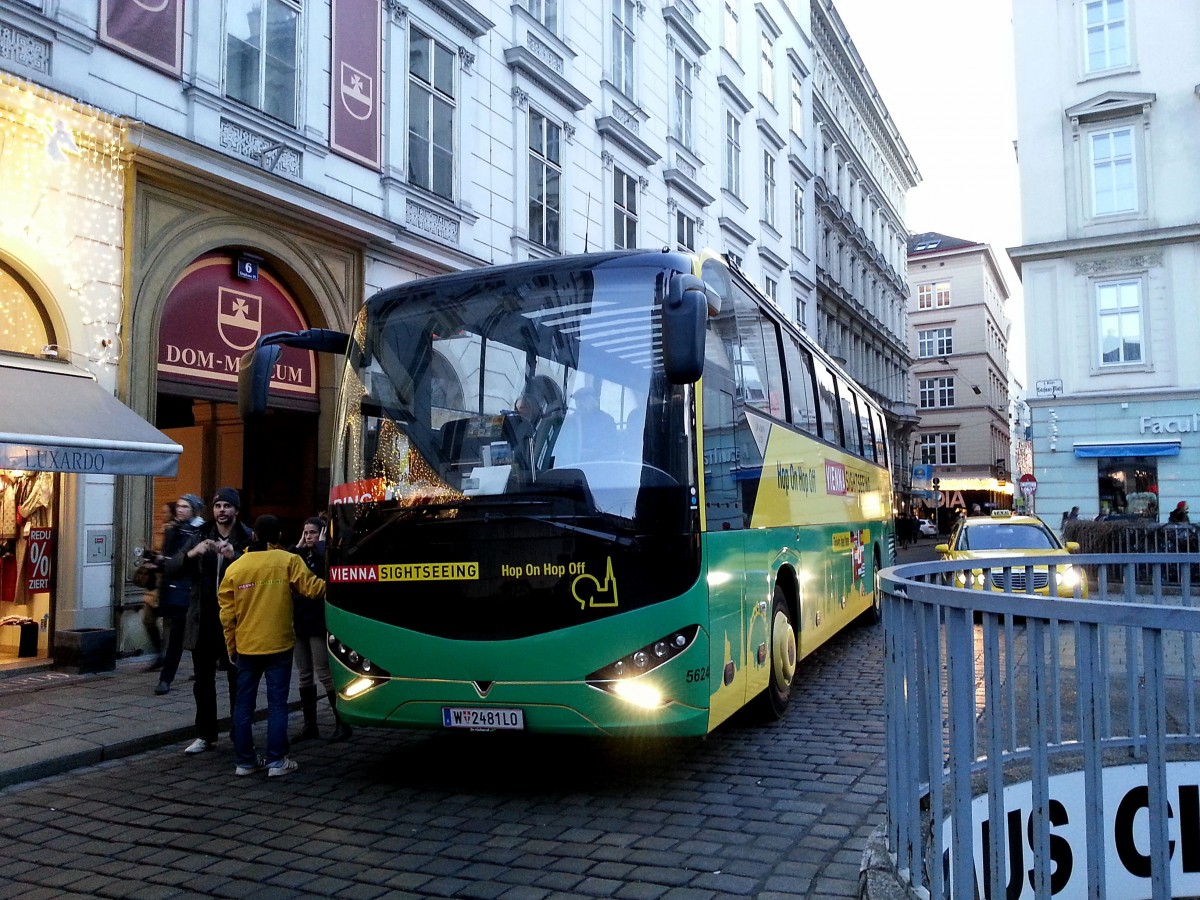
[855,393,876,462]
[783,337,817,435]
[835,376,863,455]
[873,410,889,466]
[703,320,744,531]
[734,288,784,419]
[815,365,842,447]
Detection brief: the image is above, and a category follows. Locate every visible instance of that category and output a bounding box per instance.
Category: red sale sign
[25,528,52,592]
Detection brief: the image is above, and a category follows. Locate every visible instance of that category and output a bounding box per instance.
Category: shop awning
[1073,441,1181,458]
[0,360,181,476]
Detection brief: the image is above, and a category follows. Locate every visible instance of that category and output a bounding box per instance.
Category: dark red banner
[99,0,184,76]
[157,254,317,409]
[330,0,382,169]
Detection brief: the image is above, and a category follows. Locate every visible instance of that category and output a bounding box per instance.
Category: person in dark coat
[290,517,351,743]
[152,494,205,695]
[165,487,253,754]
[1170,501,1190,524]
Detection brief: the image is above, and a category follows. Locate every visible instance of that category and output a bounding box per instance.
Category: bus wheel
[861,546,883,626]
[755,585,797,720]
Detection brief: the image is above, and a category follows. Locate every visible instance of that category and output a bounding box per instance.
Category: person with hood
[219,515,325,778]
[290,516,351,744]
[165,486,253,754]
[152,494,206,695]
[1170,501,1191,524]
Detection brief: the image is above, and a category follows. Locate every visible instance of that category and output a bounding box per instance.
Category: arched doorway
[155,252,322,543]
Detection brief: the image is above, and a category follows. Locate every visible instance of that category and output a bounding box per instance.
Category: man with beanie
[1170,501,1191,524]
[167,486,252,754]
[219,515,325,777]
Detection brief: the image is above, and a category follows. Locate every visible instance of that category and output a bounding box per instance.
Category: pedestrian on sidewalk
[166,487,252,755]
[219,514,326,778]
[290,516,351,744]
[153,494,205,695]
[140,501,175,672]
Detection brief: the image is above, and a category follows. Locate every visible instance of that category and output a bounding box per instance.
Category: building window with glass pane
[529,110,561,251]
[409,28,456,199]
[1090,126,1136,216]
[792,183,806,252]
[919,377,955,409]
[676,211,696,252]
[917,281,952,310]
[764,276,778,305]
[613,167,637,249]
[725,113,742,196]
[673,52,694,148]
[226,0,299,125]
[759,32,775,102]
[1097,278,1142,365]
[763,152,776,227]
[1085,0,1128,73]
[917,327,953,358]
[525,0,558,32]
[612,0,636,98]
[723,1,739,57]
[790,72,803,137]
[919,432,957,465]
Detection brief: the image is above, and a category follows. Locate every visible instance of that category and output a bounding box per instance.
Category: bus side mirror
[662,272,706,384]
[238,343,282,419]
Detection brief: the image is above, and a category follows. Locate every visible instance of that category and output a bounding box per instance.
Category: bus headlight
[586,625,700,702]
[328,632,391,695]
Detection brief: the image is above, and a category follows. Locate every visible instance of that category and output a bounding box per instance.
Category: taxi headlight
[1059,564,1080,588]
[956,570,985,586]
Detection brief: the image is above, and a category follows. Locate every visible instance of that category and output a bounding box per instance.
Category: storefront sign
[157,254,317,409]
[25,528,52,592]
[330,0,382,168]
[99,0,184,76]
[1141,414,1200,435]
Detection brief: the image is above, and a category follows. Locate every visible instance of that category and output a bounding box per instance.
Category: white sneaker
[267,757,298,778]
[234,754,266,777]
[184,738,212,754]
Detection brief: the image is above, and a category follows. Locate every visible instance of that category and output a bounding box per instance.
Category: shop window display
[1097,457,1158,519]
[0,470,53,659]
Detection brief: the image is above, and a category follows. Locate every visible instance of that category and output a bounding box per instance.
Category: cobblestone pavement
[0,622,887,900]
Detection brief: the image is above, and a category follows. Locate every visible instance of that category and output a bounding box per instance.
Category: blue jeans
[232,649,293,767]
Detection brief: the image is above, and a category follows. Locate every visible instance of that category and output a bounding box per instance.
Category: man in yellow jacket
[218,515,325,778]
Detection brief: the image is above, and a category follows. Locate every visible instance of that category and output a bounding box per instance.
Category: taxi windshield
[958,522,1059,551]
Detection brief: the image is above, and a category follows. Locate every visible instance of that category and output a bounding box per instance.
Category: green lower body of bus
[325,589,717,737]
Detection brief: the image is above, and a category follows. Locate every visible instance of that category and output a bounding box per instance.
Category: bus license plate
[441,707,525,730]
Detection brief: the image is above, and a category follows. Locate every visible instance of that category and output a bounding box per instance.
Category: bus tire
[861,545,883,626]
[754,584,797,720]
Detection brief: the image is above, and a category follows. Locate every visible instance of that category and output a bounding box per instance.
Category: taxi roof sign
[991,509,1013,517]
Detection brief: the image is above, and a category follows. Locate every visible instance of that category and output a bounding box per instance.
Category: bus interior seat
[440,417,481,470]
[531,408,564,473]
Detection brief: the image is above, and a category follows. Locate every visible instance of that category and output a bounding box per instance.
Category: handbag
[133,560,160,590]
[160,578,192,611]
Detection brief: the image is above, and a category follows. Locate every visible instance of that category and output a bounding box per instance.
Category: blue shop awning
[1073,441,1181,459]
[0,358,181,476]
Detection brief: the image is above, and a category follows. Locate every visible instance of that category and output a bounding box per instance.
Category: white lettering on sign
[943,761,1200,898]
[1141,414,1200,435]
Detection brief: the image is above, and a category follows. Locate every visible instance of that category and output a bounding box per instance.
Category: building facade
[907,232,1014,523]
[1010,0,1200,521]
[0,0,915,660]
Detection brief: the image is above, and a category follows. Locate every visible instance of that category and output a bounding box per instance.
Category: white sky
[830,0,1028,384]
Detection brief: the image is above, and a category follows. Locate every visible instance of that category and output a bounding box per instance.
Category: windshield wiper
[520,516,636,547]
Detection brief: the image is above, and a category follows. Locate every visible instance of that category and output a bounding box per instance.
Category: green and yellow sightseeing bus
[241,249,894,737]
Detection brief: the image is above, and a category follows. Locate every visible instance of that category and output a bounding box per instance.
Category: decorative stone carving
[0,23,50,75]
[612,104,639,133]
[1074,253,1162,275]
[562,123,576,144]
[675,156,696,178]
[600,150,614,170]
[638,175,650,189]
[219,120,301,178]
[406,201,460,242]
[512,86,529,109]
[527,34,563,74]
[383,0,408,24]
[458,46,475,73]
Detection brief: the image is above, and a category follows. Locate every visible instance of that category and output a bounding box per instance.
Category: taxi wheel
[753,585,797,720]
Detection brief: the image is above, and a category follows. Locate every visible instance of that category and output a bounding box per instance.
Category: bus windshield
[333,254,693,530]
[327,254,700,640]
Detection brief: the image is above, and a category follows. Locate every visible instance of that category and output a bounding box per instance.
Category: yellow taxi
[935,510,1088,598]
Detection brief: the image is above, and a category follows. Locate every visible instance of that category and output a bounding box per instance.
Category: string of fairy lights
[0,73,127,365]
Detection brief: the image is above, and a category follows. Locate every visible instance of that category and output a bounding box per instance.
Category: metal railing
[881,554,1200,900]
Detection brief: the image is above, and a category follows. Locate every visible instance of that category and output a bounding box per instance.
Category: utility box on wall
[85,527,113,564]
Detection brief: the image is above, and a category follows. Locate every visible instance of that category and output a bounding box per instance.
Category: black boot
[327,690,352,742]
[293,685,320,743]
